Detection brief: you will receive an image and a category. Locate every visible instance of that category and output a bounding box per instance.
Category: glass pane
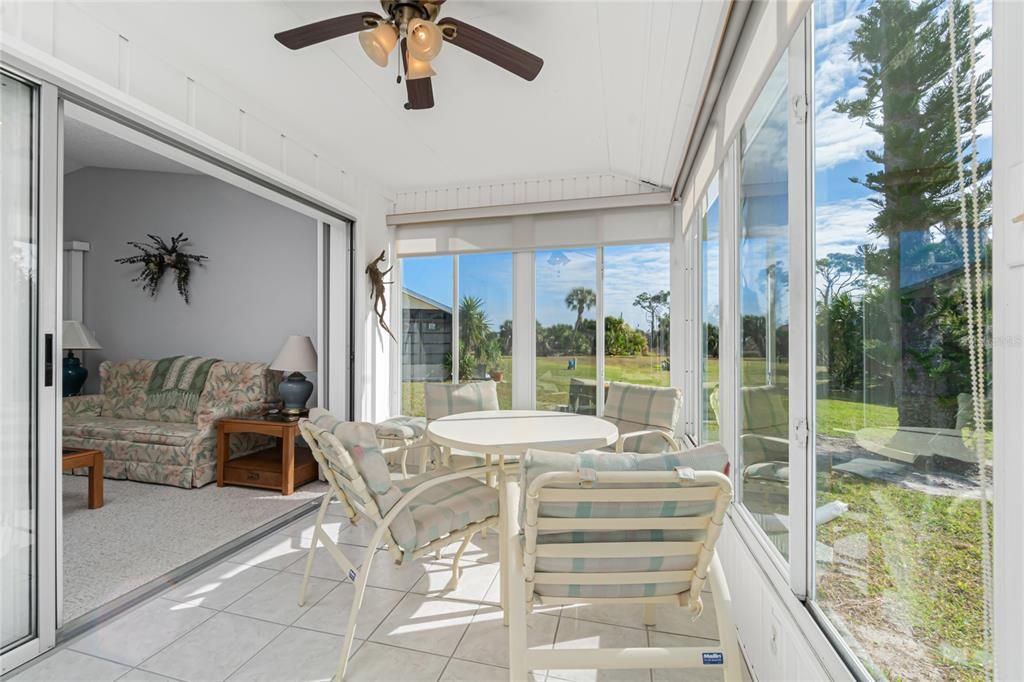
[813,1,994,678]
[401,256,453,417]
[603,244,671,390]
[701,176,721,442]
[535,249,597,413]
[1,72,38,652]
[458,253,512,408]
[737,55,790,555]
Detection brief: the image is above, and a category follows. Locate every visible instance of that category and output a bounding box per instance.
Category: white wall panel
[244,114,282,171]
[283,138,317,190]
[193,83,239,148]
[127,48,188,123]
[52,3,118,88]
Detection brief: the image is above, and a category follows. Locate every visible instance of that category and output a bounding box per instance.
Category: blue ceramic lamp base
[278,372,313,416]
[63,351,88,397]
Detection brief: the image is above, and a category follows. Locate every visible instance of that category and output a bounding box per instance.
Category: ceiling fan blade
[437,18,543,81]
[401,40,435,110]
[275,12,381,50]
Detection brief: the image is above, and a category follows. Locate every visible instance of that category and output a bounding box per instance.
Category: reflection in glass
[458,253,512,409]
[734,55,791,556]
[401,256,453,417]
[535,249,597,413]
[1,73,38,653]
[812,1,994,678]
[701,176,721,442]
[603,244,671,392]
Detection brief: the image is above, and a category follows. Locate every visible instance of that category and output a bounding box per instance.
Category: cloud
[815,196,883,255]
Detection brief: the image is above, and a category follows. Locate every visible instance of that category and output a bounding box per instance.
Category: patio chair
[375,415,431,477]
[296,408,499,681]
[508,445,741,681]
[373,380,500,478]
[711,384,789,514]
[423,380,500,468]
[601,381,683,453]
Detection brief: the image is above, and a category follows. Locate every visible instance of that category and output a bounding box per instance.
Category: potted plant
[482,336,504,382]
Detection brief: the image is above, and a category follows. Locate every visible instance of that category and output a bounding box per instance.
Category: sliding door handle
[44,333,54,387]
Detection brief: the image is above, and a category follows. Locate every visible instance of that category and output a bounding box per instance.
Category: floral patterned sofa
[63,359,282,488]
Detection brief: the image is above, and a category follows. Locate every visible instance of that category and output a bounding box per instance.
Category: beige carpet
[62,474,327,622]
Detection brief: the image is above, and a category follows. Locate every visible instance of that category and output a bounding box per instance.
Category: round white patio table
[426,409,618,623]
[427,409,618,458]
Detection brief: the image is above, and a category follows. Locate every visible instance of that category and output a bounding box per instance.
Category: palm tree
[459,296,491,365]
[564,287,596,330]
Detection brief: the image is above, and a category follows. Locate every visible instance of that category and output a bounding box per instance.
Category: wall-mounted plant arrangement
[115,233,208,304]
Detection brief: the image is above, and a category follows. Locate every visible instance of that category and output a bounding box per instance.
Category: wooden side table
[63,447,104,509]
[216,415,317,495]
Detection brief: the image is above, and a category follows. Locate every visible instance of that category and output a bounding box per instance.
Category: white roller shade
[393,202,675,257]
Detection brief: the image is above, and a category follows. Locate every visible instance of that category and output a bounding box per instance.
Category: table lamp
[63,320,102,397]
[270,335,318,417]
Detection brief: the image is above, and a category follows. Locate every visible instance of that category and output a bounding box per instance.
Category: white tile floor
[11,499,750,682]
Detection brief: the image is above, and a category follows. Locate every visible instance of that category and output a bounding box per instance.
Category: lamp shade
[407,19,443,61]
[271,335,318,373]
[63,320,102,351]
[359,22,398,67]
[405,53,437,80]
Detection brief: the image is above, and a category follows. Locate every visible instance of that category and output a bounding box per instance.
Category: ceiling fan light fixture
[407,18,443,61]
[405,52,436,80]
[359,22,398,67]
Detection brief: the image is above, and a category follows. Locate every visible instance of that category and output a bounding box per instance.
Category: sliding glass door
[1,70,59,674]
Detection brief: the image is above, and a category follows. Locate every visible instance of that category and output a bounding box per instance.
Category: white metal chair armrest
[615,429,680,453]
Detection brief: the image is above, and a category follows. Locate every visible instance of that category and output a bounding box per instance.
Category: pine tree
[836,0,991,426]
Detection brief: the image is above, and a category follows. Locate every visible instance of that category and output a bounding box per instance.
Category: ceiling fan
[274,1,544,110]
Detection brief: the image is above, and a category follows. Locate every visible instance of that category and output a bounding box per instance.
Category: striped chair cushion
[307,408,417,552]
[396,469,499,548]
[375,415,428,440]
[740,385,788,436]
[424,381,499,420]
[603,382,681,453]
[521,445,728,599]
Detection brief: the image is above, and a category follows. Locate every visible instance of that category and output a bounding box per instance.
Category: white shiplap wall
[0,0,369,210]
[392,173,664,214]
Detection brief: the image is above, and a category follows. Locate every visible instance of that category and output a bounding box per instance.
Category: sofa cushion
[64,416,198,447]
[100,360,156,420]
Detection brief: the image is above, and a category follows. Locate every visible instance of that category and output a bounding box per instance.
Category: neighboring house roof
[403,288,452,314]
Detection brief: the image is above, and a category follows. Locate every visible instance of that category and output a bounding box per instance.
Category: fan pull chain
[947,1,993,677]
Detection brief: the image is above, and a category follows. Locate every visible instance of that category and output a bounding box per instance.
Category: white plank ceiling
[72,0,728,195]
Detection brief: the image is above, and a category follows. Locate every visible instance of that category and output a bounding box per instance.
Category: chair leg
[508,533,528,681]
[418,447,429,474]
[445,531,476,591]
[708,552,742,682]
[298,493,332,606]
[400,444,409,479]
[336,545,377,681]
[643,604,657,627]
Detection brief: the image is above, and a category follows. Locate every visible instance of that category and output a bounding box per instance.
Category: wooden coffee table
[63,447,104,509]
[216,415,317,495]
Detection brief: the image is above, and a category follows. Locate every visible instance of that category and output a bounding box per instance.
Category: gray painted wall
[64,167,318,397]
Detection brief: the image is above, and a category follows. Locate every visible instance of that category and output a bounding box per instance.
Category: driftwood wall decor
[115,233,208,304]
[366,249,396,342]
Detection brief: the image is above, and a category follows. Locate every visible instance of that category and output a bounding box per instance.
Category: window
[812,1,993,678]
[701,176,721,442]
[458,253,513,408]
[603,244,671,390]
[535,249,598,413]
[400,256,453,416]
[737,55,791,553]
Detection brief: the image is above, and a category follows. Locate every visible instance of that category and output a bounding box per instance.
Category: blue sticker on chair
[348,569,358,582]
[702,652,724,665]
